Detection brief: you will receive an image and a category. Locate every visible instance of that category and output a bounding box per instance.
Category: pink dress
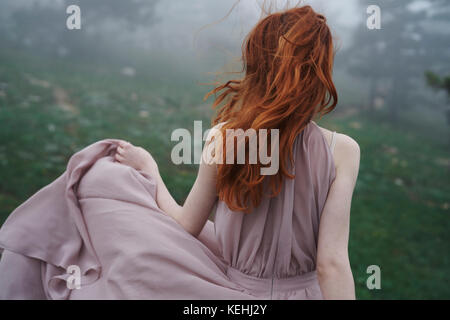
[0,121,335,300]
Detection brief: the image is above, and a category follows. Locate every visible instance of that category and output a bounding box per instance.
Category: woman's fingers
[116,140,133,163]
[117,141,132,157]
[118,140,131,148]
[115,153,125,163]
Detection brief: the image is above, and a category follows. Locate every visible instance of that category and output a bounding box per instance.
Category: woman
[0,6,359,300]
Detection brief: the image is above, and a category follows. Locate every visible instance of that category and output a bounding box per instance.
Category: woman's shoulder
[312,122,360,172]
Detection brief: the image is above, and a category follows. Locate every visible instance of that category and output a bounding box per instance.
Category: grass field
[0,48,449,299]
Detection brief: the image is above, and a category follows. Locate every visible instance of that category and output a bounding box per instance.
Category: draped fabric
[0,122,335,299]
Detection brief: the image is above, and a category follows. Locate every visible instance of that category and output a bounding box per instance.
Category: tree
[345,0,450,122]
[2,0,160,60]
[425,71,450,126]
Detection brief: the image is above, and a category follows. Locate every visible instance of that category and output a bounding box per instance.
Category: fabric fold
[0,121,335,300]
[0,139,124,299]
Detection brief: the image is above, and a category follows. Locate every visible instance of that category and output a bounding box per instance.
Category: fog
[0,0,449,300]
[0,1,359,72]
[0,0,448,130]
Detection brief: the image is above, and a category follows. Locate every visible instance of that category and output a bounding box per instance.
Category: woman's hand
[115,141,158,176]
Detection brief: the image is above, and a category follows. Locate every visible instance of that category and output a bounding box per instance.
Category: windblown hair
[204,5,338,213]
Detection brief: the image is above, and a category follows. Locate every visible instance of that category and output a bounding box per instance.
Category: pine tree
[346,0,450,122]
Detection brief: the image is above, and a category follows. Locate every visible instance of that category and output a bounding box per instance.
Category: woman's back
[215,121,336,280]
[0,5,359,300]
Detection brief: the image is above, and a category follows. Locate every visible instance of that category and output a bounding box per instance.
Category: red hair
[204,6,337,213]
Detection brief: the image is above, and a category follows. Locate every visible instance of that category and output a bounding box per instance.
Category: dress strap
[330,131,337,154]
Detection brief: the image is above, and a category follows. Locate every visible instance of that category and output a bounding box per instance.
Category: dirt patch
[53,87,79,115]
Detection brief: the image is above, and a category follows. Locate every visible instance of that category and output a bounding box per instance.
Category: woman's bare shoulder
[314,122,360,172]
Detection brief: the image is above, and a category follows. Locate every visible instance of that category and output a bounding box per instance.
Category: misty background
[0,0,449,299]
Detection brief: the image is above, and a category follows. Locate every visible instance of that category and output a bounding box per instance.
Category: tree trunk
[368,77,377,114]
[388,77,400,123]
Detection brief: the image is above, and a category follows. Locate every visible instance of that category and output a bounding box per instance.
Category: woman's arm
[115,132,219,238]
[316,133,360,300]
[151,150,218,237]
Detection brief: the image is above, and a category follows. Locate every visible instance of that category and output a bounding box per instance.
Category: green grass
[0,48,209,215]
[0,48,449,299]
[319,116,450,299]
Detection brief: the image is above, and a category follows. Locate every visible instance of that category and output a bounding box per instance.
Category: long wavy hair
[204,5,338,213]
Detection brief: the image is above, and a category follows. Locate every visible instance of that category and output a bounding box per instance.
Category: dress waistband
[226,266,319,298]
